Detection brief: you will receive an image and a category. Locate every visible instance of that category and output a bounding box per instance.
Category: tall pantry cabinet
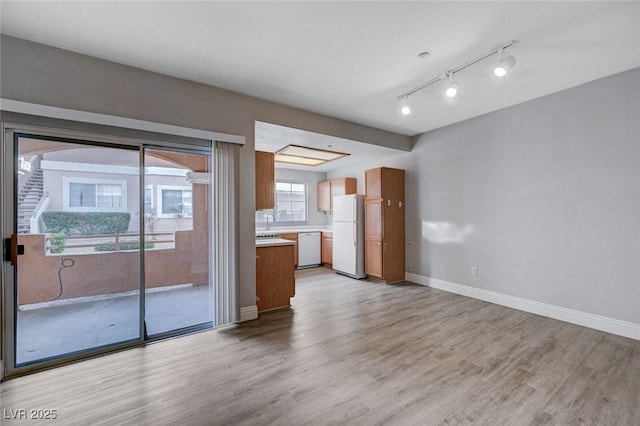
[364,167,405,283]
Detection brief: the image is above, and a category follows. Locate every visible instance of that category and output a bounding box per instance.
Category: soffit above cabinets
[255,121,405,172]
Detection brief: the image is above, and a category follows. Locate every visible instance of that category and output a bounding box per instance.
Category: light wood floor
[1,268,639,425]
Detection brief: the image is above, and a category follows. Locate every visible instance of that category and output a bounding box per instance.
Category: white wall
[329,67,640,325]
[274,167,328,226]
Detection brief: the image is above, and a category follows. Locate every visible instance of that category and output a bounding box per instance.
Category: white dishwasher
[297,232,321,268]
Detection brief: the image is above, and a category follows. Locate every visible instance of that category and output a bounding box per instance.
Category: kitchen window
[275,181,307,223]
[256,180,308,227]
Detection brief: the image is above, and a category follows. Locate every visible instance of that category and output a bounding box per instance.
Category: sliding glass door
[143,148,212,336]
[3,130,214,374]
[12,135,142,365]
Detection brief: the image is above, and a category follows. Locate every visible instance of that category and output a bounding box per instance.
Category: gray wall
[329,67,640,324]
[274,168,328,227]
[0,35,410,331]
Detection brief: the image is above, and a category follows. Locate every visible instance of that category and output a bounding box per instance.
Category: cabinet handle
[387,199,392,206]
[399,201,403,208]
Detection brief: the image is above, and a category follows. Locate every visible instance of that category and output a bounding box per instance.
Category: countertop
[256,226,332,236]
[255,238,296,247]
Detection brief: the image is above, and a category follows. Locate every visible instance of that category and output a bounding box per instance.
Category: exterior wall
[41,167,195,233]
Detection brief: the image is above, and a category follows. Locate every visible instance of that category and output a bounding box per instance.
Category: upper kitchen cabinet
[364,167,405,284]
[317,180,331,212]
[317,177,357,212]
[365,167,403,201]
[255,151,275,209]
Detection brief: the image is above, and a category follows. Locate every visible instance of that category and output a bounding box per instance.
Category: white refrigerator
[332,194,366,279]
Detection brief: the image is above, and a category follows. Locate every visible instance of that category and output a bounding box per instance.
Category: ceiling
[1,1,639,139]
[255,121,406,172]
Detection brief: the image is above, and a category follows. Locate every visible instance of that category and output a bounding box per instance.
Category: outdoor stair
[18,170,44,234]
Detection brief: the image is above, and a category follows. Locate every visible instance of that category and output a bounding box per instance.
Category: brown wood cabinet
[364,167,405,283]
[317,180,331,212]
[317,177,357,211]
[255,151,275,210]
[279,233,299,267]
[256,244,295,312]
[321,232,333,266]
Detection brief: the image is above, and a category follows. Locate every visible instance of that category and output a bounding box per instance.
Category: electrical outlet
[471,266,478,276]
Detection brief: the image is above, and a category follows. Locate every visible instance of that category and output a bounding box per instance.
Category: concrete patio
[16,285,212,364]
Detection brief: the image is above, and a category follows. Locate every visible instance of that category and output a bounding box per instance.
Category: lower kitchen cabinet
[256,244,295,312]
[279,233,298,267]
[321,232,333,266]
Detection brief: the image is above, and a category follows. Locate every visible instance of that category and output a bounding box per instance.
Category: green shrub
[49,231,66,254]
[94,241,155,252]
[42,212,130,235]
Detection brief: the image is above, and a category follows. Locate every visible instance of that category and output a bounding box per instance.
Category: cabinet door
[344,177,357,195]
[317,180,331,211]
[365,237,383,278]
[332,177,357,197]
[365,168,382,200]
[255,247,271,312]
[279,233,298,267]
[321,233,333,265]
[330,179,345,198]
[381,167,405,203]
[280,245,296,298]
[256,245,295,312]
[365,200,383,238]
[255,151,274,209]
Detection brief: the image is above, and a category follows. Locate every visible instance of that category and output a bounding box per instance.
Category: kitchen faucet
[265,213,275,230]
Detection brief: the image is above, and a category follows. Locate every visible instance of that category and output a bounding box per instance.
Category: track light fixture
[397,40,516,114]
[444,73,459,98]
[494,47,516,77]
[400,95,413,116]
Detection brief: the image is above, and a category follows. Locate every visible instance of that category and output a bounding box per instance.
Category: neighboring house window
[157,185,192,218]
[63,178,127,212]
[275,181,307,223]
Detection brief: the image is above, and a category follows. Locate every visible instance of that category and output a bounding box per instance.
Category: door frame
[1,122,213,378]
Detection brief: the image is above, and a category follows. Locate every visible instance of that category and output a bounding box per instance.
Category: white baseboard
[239,305,258,322]
[406,272,640,341]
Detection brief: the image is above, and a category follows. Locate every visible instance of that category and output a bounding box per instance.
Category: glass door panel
[143,148,212,336]
[14,135,142,365]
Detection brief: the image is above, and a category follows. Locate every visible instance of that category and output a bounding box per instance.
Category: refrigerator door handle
[353,196,357,222]
[353,223,357,249]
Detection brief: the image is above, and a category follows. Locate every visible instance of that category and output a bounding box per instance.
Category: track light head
[444,73,459,98]
[399,96,413,116]
[445,83,459,98]
[494,55,516,77]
